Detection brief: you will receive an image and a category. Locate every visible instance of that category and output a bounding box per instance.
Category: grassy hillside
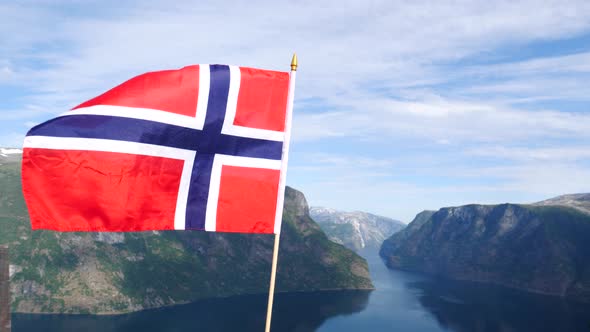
[0,156,372,314]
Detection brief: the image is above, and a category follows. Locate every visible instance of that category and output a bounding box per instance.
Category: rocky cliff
[310,207,404,252]
[0,153,373,314]
[380,198,590,303]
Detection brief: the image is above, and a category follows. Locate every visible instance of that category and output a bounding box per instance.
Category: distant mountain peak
[310,207,405,252]
[534,193,590,215]
[310,207,400,223]
[309,206,339,214]
[0,148,22,165]
[0,148,22,157]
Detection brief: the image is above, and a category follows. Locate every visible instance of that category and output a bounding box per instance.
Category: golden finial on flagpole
[291,53,298,71]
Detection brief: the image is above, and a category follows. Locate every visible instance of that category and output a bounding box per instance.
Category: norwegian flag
[22,64,294,234]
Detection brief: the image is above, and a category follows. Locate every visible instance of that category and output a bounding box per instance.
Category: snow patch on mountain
[0,148,22,157]
[310,207,405,252]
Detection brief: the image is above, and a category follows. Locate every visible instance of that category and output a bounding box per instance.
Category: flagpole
[264,53,298,332]
[0,245,10,332]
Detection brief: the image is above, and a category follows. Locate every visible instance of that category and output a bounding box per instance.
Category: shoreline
[10,287,375,316]
[381,262,590,304]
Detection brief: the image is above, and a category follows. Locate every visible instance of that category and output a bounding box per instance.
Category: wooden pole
[0,246,10,332]
[264,234,281,332]
[264,53,298,332]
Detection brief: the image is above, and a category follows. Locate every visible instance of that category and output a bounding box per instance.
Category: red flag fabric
[22,64,292,234]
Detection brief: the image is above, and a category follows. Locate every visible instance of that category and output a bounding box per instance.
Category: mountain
[0,148,22,164]
[534,193,590,215]
[310,207,404,252]
[380,196,590,303]
[0,152,373,314]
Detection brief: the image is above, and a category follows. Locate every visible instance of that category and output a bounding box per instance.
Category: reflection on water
[410,277,590,332]
[12,251,590,332]
[319,250,590,332]
[13,290,370,332]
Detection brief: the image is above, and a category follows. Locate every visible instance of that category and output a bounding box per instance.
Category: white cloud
[24,121,39,128]
[2,0,590,220]
[0,66,13,78]
[0,105,59,121]
[294,96,590,143]
[0,132,24,149]
[469,51,590,77]
[464,146,590,162]
[303,154,395,169]
[3,0,590,107]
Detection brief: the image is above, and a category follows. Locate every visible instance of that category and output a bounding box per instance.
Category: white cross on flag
[22,64,295,234]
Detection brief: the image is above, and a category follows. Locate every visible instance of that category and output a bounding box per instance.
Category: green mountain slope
[380,202,590,303]
[0,155,372,314]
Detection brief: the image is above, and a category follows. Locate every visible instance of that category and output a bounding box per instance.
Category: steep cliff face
[380,202,590,303]
[382,210,434,248]
[310,207,404,252]
[0,154,372,314]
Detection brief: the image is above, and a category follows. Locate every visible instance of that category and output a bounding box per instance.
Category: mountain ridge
[380,195,590,303]
[0,152,373,314]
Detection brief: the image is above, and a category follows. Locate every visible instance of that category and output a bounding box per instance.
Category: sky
[1,0,589,223]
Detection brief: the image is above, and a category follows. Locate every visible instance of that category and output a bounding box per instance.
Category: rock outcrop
[380,199,590,303]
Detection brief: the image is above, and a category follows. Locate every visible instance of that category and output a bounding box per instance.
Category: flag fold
[22,64,292,234]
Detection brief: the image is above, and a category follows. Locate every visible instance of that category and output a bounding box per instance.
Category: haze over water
[12,251,590,332]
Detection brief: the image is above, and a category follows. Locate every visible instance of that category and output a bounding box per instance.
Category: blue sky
[1,0,589,222]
